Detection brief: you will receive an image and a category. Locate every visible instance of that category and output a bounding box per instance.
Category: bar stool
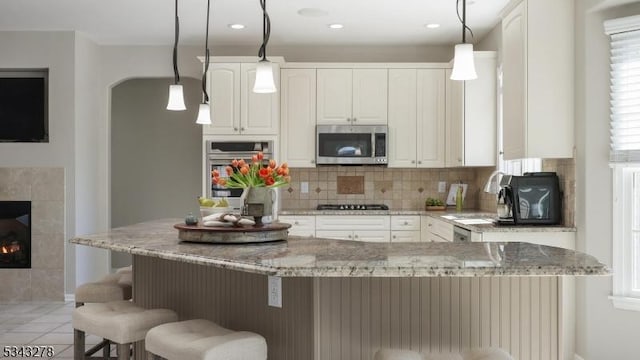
[73,300,178,360]
[145,319,267,360]
[374,348,514,360]
[74,267,134,358]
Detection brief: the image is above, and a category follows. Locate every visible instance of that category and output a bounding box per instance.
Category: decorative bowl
[200,206,231,218]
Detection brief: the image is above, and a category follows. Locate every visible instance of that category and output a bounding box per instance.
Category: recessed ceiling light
[228,24,245,30]
[297,8,329,17]
[425,23,441,29]
[328,24,344,29]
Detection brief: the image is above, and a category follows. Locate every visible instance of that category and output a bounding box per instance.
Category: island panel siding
[133,255,559,360]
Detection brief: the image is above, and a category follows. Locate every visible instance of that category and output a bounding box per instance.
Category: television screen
[0,71,48,142]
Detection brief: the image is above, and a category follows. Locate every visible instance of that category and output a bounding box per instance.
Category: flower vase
[242,187,275,226]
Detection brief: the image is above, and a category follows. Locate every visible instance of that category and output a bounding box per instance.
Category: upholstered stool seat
[73,300,178,360]
[146,319,267,360]
[75,269,133,306]
[374,348,513,360]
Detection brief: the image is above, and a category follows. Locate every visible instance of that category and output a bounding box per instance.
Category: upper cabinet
[203,62,280,135]
[317,68,388,125]
[388,68,445,168]
[280,68,317,168]
[501,0,574,159]
[446,52,497,167]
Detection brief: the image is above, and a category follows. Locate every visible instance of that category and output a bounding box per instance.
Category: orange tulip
[281,162,288,169]
[283,167,290,176]
[276,167,285,176]
[225,166,233,176]
[212,169,219,177]
[212,177,219,185]
[238,159,246,167]
[240,166,250,175]
[265,177,275,186]
[269,159,276,169]
[252,155,259,163]
[259,168,271,178]
[218,179,227,186]
[257,152,264,161]
[231,159,239,167]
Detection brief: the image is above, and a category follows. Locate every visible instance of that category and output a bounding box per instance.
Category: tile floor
[0,301,106,360]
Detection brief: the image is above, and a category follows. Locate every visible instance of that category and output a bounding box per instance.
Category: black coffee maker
[497,172,562,225]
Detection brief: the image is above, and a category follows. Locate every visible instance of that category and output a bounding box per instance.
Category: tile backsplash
[281,166,494,211]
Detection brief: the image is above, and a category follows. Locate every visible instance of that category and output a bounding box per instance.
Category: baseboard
[575,354,586,360]
[64,293,75,302]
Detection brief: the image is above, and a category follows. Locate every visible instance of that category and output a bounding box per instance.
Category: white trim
[64,293,75,302]
[604,14,640,35]
[609,295,640,312]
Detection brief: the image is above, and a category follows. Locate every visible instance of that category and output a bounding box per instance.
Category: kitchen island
[71,219,607,360]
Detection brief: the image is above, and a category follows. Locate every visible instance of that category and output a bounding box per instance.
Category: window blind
[608,27,640,163]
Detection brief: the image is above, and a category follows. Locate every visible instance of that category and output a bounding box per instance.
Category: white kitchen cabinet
[203,62,279,135]
[421,215,453,242]
[316,230,391,242]
[501,0,574,160]
[388,69,445,168]
[280,68,317,168]
[391,231,421,242]
[317,68,387,125]
[278,215,315,238]
[390,215,421,242]
[445,52,497,167]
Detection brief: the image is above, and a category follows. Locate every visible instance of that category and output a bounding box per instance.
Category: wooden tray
[174,222,292,244]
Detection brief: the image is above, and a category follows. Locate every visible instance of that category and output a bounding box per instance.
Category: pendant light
[450,0,477,81]
[253,0,277,93]
[196,0,212,125]
[166,0,186,111]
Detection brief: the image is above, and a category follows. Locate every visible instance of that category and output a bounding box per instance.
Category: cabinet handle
[241,127,245,131]
[348,234,352,239]
[428,223,432,227]
[411,160,416,164]
[352,117,357,122]
[458,158,462,162]
[294,221,299,225]
[392,235,396,239]
[311,159,315,164]
[403,221,409,225]
[234,127,239,131]
[354,234,359,239]
[346,118,351,122]
[418,161,422,164]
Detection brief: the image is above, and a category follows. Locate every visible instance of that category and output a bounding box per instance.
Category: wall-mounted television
[0,69,48,143]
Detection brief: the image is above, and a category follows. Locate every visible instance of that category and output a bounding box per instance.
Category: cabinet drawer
[316,215,390,231]
[425,217,454,242]
[355,230,391,243]
[427,232,451,242]
[391,216,421,231]
[316,230,352,241]
[391,231,421,242]
[279,216,315,238]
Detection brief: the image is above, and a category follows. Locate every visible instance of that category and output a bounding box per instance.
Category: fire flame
[0,245,20,254]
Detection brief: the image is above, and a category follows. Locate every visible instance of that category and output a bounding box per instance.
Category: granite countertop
[70,219,607,277]
[279,209,576,233]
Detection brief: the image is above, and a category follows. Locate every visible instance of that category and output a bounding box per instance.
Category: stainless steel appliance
[205,140,274,211]
[316,204,389,211]
[497,172,562,225]
[316,125,388,165]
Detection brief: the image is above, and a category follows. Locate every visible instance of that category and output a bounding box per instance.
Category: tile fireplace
[0,201,31,268]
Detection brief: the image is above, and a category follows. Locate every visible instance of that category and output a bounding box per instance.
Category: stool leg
[74,329,85,360]
[102,339,110,359]
[117,343,130,360]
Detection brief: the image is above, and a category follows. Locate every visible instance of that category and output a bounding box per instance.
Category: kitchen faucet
[483,170,506,194]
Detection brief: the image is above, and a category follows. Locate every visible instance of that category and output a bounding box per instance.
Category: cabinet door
[464,53,497,166]
[280,69,317,168]
[501,2,526,160]
[416,69,446,167]
[316,230,353,241]
[317,69,353,125]
[352,69,388,125]
[240,63,279,135]
[278,215,315,237]
[355,231,391,243]
[388,69,418,168]
[445,68,464,167]
[204,63,241,135]
[391,231,421,242]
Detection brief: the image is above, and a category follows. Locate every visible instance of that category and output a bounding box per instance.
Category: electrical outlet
[300,182,309,194]
[438,181,447,193]
[268,276,282,308]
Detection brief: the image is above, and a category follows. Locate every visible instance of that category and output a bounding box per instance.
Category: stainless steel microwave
[316,125,388,165]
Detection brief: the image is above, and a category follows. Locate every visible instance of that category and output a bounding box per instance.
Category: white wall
[575,1,640,359]
[0,31,77,293]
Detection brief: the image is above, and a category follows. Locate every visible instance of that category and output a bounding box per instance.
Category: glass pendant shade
[195,103,211,125]
[166,84,186,111]
[253,60,277,93]
[450,43,477,80]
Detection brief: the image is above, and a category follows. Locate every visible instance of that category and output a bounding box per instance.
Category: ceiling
[0,0,510,46]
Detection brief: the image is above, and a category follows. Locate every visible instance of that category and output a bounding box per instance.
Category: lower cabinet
[391,231,421,242]
[316,230,391,242]
[278,215,315,237]
[421,215,454,242]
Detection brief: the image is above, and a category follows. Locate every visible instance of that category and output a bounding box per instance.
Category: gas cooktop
[316,204,389,211]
